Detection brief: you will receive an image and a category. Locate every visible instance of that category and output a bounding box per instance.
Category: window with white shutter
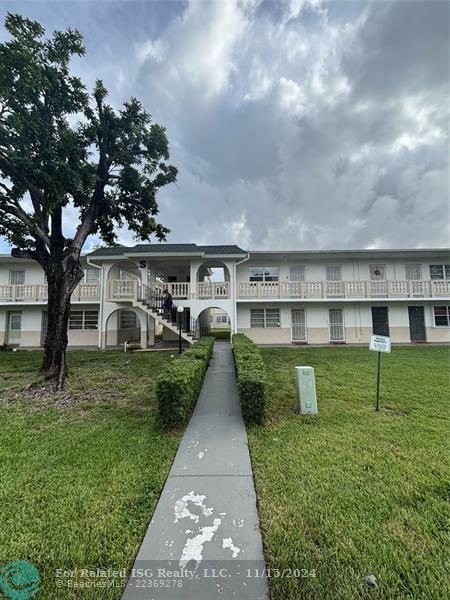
[9,270,25,285]
[405,264,422,280]
[326,265,342,281]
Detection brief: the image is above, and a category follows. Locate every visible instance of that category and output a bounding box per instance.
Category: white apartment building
[1,244,449,348]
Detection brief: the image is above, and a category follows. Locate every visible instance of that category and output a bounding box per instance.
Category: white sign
[369,334,391,353]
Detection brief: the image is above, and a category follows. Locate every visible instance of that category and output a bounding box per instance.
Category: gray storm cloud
[0,0,448,253]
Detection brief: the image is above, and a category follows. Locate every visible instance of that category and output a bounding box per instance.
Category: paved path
[123,342,267,600]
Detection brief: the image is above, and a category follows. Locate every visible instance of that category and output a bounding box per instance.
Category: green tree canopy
[0,13,177,386]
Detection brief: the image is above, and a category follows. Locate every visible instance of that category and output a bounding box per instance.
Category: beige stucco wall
[237,327,291,344]
[236,302,450,345]
[67,330,98,347]
[1,305,100,348]
[162,326,179,341]
[426,327,450,343]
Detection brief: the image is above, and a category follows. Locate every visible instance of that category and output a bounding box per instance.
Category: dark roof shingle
[88,243,247,257]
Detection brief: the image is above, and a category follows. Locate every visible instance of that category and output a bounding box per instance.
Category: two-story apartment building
[1,244,449,348]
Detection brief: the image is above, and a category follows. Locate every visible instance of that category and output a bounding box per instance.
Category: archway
[105,307,142,348]
[196,261,231,300]
[195,306,231,341]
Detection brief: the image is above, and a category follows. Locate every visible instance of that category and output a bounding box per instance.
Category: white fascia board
[202,254,248,259]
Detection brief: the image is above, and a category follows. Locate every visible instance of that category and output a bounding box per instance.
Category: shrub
[232,334,267,425]
[156,336,215,429]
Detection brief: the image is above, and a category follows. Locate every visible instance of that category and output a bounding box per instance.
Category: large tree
[0,14,177,388]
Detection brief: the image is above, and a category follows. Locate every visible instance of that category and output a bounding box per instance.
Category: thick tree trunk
[40,257,83,390]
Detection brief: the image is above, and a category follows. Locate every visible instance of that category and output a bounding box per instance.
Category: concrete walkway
[123,342,267,600]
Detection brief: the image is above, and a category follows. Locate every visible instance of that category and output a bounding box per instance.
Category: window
[9,313,22,330]
[84,268,99,283]
[369,264,386,280]
[249,267,279,282]
[265,309,280,327]
[405,264,422,280]
[217,315,228,324]
[69,311,83,330]
[326,265,342,281]
[69,310,99,330]
[9,270,25,285]
[250,309,265,328]
[84,311,99,329]
[430,264,450,280]
[250,308,280,328]
[290,266,305,281]
[120,310,137,329]
[433,306,450,327]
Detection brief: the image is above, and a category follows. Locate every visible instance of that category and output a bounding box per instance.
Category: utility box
[295,366,318,414]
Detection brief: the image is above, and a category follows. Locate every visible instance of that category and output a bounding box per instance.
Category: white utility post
[295,366,318,414]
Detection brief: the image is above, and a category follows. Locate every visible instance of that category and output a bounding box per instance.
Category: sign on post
[369,335,391,353]
[369,335,391,411]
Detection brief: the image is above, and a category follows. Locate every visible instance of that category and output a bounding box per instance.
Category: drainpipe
[233,252,250,335]
[86,256,104,350]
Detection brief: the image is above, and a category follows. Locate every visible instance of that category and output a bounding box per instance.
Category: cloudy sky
[0,0,448,252]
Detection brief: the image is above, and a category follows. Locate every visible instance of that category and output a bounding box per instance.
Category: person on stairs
[162,289,173,318]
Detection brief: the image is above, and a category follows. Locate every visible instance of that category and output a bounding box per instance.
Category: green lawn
[248,346,450,600]
[0,350,181,599]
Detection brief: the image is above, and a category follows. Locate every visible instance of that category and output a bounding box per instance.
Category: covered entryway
[372,306,389,336]
[408,306,426,342]
[105,308,142,348]
[291,308,307,342]
[195,307,232,340]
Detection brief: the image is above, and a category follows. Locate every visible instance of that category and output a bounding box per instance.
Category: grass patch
[0,350,182,599]
[248,346,450,599]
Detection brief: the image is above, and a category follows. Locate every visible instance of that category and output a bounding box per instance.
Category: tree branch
[11,248,38,260]
[5,201,51,246]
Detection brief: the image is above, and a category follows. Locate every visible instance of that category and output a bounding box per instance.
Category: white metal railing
[0,283,100,302]
[238,280,450,299]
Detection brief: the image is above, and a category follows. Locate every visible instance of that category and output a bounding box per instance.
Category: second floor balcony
[238,279,450,299]
[0,283,100,303]
[108,279,230,301]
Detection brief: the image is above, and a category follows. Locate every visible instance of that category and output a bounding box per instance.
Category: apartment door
[371,307,389,336]
[408,306,426,342]
[291,309,306,342]
[329,308,344,342]
[7,312,22,344]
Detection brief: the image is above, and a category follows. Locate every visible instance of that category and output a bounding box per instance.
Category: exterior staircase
[133,284,195,345]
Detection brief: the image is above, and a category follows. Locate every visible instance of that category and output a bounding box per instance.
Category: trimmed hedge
[232,334,267,425]
[156,337,215,429]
